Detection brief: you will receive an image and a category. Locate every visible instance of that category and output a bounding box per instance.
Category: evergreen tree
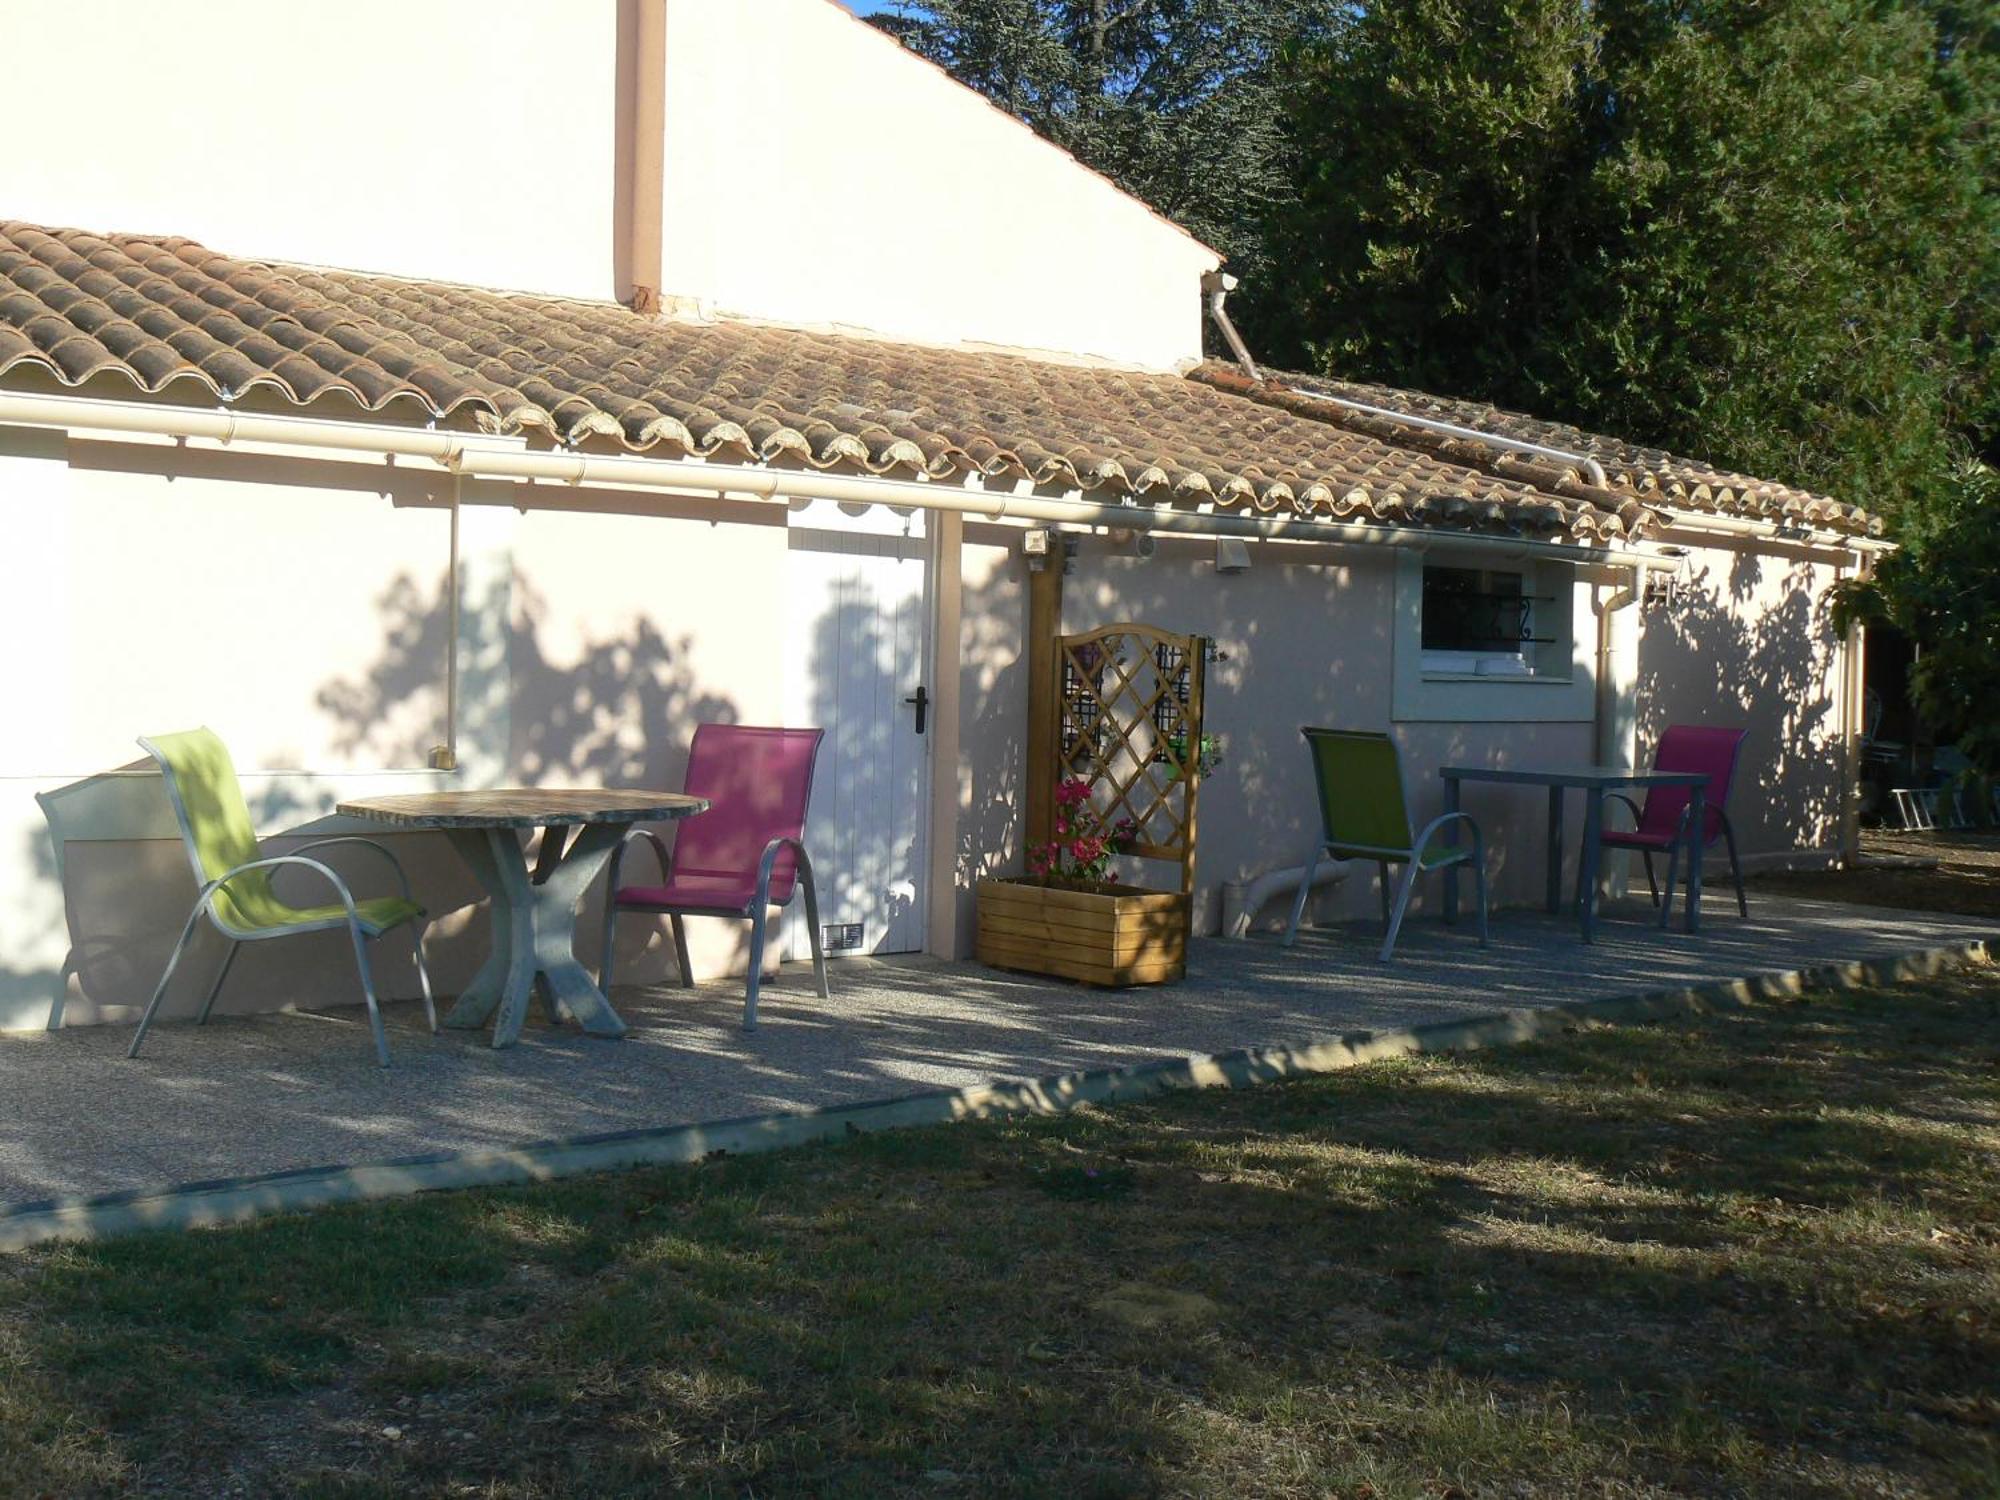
[1261,0,1996,522]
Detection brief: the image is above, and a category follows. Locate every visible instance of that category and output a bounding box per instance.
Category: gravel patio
[1,890,1993,1212]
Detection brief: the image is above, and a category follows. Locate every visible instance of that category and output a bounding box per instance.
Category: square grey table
[1438,765,1711,942]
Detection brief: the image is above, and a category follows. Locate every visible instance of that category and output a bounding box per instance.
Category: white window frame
[1391,551,1595,723]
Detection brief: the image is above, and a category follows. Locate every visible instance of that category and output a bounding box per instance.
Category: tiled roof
[0,222,1647,541]
[1191,362,1875,536]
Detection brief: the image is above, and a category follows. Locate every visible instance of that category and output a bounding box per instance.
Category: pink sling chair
[1601,725,1751,924]
[598,724,829,1028]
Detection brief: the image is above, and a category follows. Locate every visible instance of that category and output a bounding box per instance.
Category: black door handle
[904,685,929,735]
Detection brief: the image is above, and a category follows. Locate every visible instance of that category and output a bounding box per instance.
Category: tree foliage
[1257,0,1997,524]
[873,0,1340,285]
[1835,462,2000,776]
[877,0,1998,760]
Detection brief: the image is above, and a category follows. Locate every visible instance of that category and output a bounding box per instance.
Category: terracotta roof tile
[0,222,1653,540]
[1191,361,1875,536]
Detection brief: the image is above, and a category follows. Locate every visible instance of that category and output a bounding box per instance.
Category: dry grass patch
[2,964,1997,1497]
[1749,829,2000,919]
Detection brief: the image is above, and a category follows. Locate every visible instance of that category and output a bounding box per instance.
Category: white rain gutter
[1289,386,1612,490]
[1658,509,1890,557]
[0,392,1683,572]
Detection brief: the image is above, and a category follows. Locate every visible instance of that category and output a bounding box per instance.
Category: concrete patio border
[2,935,1991,1253]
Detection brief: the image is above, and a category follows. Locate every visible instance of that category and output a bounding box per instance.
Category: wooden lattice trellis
[1052,623,1208,896]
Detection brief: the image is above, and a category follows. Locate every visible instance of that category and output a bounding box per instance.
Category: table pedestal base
[442,824,629,1048]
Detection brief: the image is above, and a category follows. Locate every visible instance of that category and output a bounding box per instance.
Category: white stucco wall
[0,430,798,1031]
[948,533,1613,944]
[0,0,1219,368]
[1636,540,1849,863]
[2,430,1856,1032]
[0,0,623,300]
[1067,537,1608,929]
[659,0,1220,367]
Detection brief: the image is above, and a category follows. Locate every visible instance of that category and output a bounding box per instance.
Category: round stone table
[337,789,709,1048]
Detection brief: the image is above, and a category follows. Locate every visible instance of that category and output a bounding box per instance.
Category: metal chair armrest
[1410,810,1483,860]
[200,855,364,929]
[1603,792,1644,832]
[607,827,675,896]
[753,837,815,909]
[286,836,416,902]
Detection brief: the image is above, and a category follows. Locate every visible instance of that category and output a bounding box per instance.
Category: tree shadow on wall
[317,571,737,791]
[1635,548,1843,854]
[313,569,743,987]
[800,568,927,953]
[953,541,1028,905]
[1049,537,1402,924]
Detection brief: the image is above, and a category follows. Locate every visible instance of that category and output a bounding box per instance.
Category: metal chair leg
[799,868,830,1000]
[1471,829,1490,947]
[128,902,209,1059]
[743,908,768,1030]
[345,920,391,1067]
[1658,831,1682,931]
[1282,844,1324,948]
[1376,862,1392,930]
[196,940,240,1025]
[1720,811,1749,917]
[1379,859,1421,962]
[669,914,695,988]
[1641,850,1659,907]
[411,921,438,1033]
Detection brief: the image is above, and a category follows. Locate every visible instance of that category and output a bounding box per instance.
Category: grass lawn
[3,964,1998,1498]
[1749,830,2000,921]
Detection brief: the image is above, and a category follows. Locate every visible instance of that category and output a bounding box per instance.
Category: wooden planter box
[975,877,1188,987]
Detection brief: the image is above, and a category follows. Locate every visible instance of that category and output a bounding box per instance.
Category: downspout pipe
[1593,579,1639,768]
[1292,387,1611,491]
[0,391,1680,571]
[434,471,461,771]
[1200,280,1877,559]
[1193,277,1613,490]
[1201,270,1260,383]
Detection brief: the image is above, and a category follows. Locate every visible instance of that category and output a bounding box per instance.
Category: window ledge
[1420,671,1574,686]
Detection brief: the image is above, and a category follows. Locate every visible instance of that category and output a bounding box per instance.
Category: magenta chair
[1602,725,1750,924]
[598,724,829,1028]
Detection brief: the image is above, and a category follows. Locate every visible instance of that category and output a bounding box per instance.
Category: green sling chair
[127,728,436,1067]
[1283,727,1489,961]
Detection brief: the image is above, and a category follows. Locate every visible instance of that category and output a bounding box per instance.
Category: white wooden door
[782,499,931,956]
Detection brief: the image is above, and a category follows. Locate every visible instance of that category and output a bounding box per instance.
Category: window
[1391,551,1593,723]
[1420,565,1550,677]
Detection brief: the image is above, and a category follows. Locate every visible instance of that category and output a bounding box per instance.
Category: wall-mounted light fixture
[1643,546,1691,609]
[1023,525,1052,572]
[1214,537,1252,575]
